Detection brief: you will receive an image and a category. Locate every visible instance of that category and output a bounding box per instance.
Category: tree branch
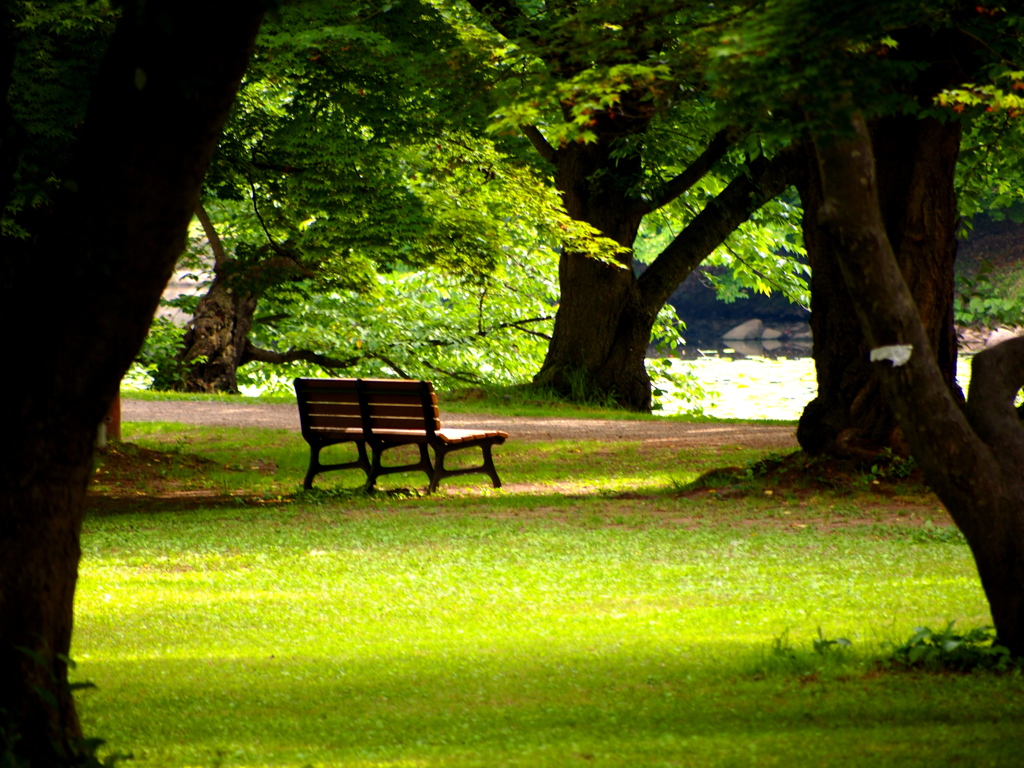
[373,353,412,379]
[418,359,484,384]
[719,239,804,305]
[520,125,557,163]
[195,201,229,268]
[966,335,1024,454]
[242,343,416,380]
[241,342,363,370]
[477,316,554,340]
[241,254,316,283]
[250,179,283,254]
[634,127,738,216]
[637,145,801,314]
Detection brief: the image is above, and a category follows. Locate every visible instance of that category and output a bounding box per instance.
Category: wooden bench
[294,377,508,493]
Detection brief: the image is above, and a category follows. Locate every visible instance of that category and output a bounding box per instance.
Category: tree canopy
[143,0,632,394]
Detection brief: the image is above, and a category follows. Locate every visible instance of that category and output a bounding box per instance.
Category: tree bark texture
[531,103,654,408]
[0,2,262,763]
[796,115,962,458]
[813,113,1024,655]
[178,273,259,393]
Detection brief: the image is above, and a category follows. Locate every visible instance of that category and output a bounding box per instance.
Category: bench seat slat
[357,378,423,392]
[306,402,439,421]
[297,379,360,391]
[365,403,439,419]
[368,415,441,431]
[363,392,437,406]
[436,428,508,444]
[307,415,363,430]
[305,402,361,417]
[303,393,437,407]
[307,392,430,406]
[307,425,363,435]
[365,429,429,443]
[303,393,361,404]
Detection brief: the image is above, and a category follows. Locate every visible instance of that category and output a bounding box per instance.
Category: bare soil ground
[122,399,800,449]
[101,400,956,533]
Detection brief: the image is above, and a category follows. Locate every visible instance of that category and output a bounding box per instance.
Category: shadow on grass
[77,649,1023,767]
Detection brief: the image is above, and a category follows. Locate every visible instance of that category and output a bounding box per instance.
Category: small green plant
[883,622,1016,673]
[743,452,787,481]
[955,263,1024,327]
[867,448,917,481]
[562,366,620,408]
[770,629,796,660]
[754,628,854,677]
[908,520,967,545]
[646,356,711,415]
[813,626,852,655]
[129,317,188,391]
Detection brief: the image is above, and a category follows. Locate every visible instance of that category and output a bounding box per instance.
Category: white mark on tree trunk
[870,344,914,367]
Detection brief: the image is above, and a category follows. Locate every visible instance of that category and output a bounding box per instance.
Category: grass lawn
[77,421,1024,767]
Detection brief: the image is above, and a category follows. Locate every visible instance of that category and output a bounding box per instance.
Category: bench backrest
[294,377,440,437]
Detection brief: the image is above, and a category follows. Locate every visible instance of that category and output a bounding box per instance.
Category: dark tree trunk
[178,272,258,393]
[796,115,962,458]
[0,2,262,763]
[532,105,654,409]
[813,112,1024,655]
[537,251,655,408]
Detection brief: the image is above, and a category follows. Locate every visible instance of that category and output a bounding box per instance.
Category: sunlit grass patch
[74,423,1021,767]
[73,511,1012,766]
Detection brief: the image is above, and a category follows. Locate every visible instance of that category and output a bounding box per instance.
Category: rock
[761,327,783,340]
[762,339,783,351]
[790,330,813,340]
[985,327,1020,348]
[724,340,765,357]
[722,319,764,340]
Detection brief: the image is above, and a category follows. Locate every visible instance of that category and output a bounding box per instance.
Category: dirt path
[123,399,799,450]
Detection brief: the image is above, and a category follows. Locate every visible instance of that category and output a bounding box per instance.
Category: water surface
[658,354,977,422]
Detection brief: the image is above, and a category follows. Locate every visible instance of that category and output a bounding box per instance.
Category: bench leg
[428,442,502,493]
[428,448,446,494]
[303,446,322,490]
[419,442,434,471]
[355,441,371,481]
[366,447,383,491]
[482,443,502,488]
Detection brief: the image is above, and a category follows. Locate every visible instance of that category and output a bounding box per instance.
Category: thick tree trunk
[814,113,1024,655]
[532,108,653,409]
[537,253,655,409]
[0,3,262,763]
[796,115,962,458]
[178,272,258,393]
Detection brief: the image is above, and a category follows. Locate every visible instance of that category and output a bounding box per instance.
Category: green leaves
[242,243,559,391]
[954,263,1024,327]
[3,0,119,237]
[885,622,1016,673]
